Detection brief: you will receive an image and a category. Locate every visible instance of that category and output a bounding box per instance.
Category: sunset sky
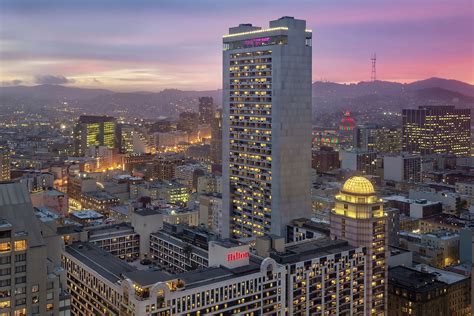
[1,0,473,91]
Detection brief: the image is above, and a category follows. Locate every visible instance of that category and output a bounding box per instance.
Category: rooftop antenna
[371,53,377,82]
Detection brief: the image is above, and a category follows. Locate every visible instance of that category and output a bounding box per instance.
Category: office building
[402,106,471,156]
[340,150,378,175]
[198,97,215,124]
[0,182,62,316]
[0,149,10,181]
[117,123,135,154]
[383,195,442,218]
[73,115,117,156]
[223,17,313,239]
[330,176,387,315]
[383,154,422,183]
[353,124,402,154]
[311,146,340,173]
[133,180,189,206]
[144,154,184,182]
[210,109,223,164]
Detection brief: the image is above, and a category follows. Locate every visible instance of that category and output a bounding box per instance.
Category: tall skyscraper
[402,105,471,156]
[74,115,117,156]
[330,176,388,315]
[0,149,11,181]
[222,17,312,239]
[198,97,215,124]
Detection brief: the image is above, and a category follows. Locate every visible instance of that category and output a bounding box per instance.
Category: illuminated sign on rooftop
[243,37,271,47]
[227,251,249,262]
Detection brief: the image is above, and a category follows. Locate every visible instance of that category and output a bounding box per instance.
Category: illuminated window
[14,240,26,251]
[0,242,11,253]
[14,309,26,316]
[0,301,10,308]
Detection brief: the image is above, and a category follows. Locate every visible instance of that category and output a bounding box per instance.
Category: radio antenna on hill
[371,53,377,82]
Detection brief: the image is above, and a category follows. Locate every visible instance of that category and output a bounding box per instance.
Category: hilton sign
[227,251,249,262]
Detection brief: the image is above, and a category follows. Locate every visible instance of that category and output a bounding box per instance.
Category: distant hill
[312,77,474,112]
[1,77,472,116]
[312,77,474,98]
[0,84,113,100]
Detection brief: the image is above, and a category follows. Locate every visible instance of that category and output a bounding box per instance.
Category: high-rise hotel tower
[222,17,312,240]
[330,176,388,315]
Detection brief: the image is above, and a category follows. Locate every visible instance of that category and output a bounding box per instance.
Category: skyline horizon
[2,76,472,93]
[1,0,473,91]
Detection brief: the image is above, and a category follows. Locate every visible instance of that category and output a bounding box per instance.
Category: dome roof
[341,176,375,195]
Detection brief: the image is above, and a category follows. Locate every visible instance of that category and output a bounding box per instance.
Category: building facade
[0,182,63,316]
[353,124,402,154]
[210,109,223,164]
[198,97,215,124]
[0,149,10,181]
[63,241,286,315]
[222,17,313,239]
[74,115,117,156]
[402,106,471,156]
[330,176,388,315]
[383,154,422,183]
[340,150,378,175]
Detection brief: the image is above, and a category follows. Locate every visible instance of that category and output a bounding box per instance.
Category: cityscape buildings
[73,115,117,156]
[222,16,313,240]
[0,149,10,181]
[198,97,215,124]
[0,7,472,316]
[402,106,471,157]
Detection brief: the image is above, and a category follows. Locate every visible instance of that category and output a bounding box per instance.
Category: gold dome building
[330,176,387,316]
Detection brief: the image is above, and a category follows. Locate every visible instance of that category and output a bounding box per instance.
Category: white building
[222,17,313,239]
[383,154,421,183]
[63,241,286,315]
[340,150,378,175]
[198,193,224,237]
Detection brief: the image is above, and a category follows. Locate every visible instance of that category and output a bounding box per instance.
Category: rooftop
[271,238,360,264]
[70,210,104,220]
[88,223,136,240]
[0,182,44,247]
[413,264,468,285]
[341,176,375,195]
[124,256,263,289]
[65,242,136,284]
[389,266,446,293]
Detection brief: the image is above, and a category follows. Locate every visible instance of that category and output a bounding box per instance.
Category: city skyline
[1,0,473,91]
